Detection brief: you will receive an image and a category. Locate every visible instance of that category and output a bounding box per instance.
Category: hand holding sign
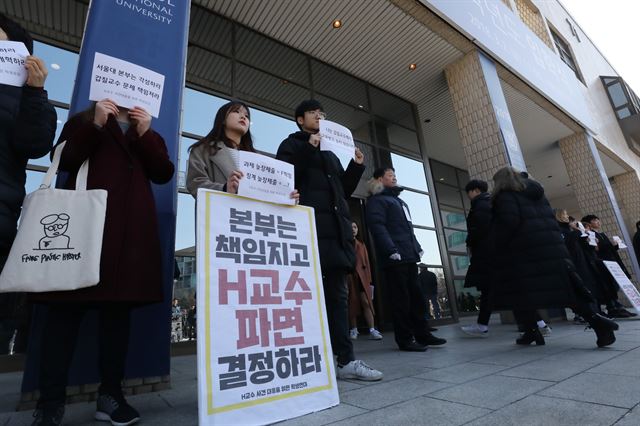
[93,99,119,127]
[354,147,364,164]
[0,41,30,87]
[128,106,152,137]
[319,120,356,160]
[25,56,48,88]
[226,170,243,194]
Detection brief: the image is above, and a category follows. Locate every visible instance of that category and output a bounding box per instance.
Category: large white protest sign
[238,151,295,206]
[196,189,339,425]
[0,41,29,87]
[603,261,640,313]
[319,120,355,160]
[89,52,165,117]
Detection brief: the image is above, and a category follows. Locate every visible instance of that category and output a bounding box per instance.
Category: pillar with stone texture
[612,171,640,237]
[559,132,640,287]
[445,50,525,184]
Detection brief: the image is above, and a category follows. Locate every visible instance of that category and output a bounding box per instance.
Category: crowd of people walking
[0,13,637,426]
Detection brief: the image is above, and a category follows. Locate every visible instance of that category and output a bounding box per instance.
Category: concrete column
[612,171,640,236]
[559,132,640,286]
[445,50,525,183]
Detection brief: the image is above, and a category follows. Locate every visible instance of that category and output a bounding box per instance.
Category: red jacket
[34,114,174,303]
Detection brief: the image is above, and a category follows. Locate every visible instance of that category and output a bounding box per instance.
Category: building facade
[2,0,639,367]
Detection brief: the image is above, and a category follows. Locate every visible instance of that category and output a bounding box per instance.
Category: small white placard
[89,52,165,117]
[612,236,628,249]
[319,119,355,159]
[602,260,640,313]
[238,150,295,205]
[0,41,30,87]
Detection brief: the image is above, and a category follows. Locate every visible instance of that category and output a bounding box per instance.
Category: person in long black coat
[276,99,382,381]
[555,210,611,309]
[581,214,637,318]
[461,179,492,336]
[0,14,56,355]
[490,167,618,347]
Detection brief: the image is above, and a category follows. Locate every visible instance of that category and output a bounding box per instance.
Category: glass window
[182,88,228,137]
[369,86,415,130]
[425,267,452,319]
[178,136,198,190]
[311,60,368,109]
[315,94,371,143]
[399,190,434,228]
[236,64,309,116]
[413,228,442,266]
[188,11,233,56]
[34,41,78,104]
[607,83,628,108]
[250,108,299,156]
[457,169,470,186]
[441,208,467,230]
[375,119,420,156]
[186,48,232,94]
[617,107,631,119]
[444,228,468,253]
[450,254,470,277]
[237,27,309,86]
[28,107,68,169]
[454,279,480,313]
[431,161,459,186]
[391,153,428,192]
[550,29,581,81]
[175,193,195,252]
[25,169,45,195]
[435,182,463,208]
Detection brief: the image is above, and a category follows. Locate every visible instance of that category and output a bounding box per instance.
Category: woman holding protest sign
[32,99,174,426]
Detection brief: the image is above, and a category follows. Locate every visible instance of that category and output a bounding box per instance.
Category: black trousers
[38,304,132,407]
[322,272,354,365]
[386,263,430,347]
[477,290,491,326]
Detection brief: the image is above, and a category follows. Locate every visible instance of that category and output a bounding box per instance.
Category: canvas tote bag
[0,142,107,292]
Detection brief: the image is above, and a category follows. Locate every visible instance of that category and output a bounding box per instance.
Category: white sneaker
[349,328,358,340]
[368,329,383,340]
[337,360,383,381]
[539,325,552,336]
[461,324,489,338]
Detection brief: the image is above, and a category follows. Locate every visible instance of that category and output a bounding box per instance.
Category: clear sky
[561,0,640,95]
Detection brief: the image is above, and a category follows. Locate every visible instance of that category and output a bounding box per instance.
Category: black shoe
[417,333,447,346]
[32,405,64,426]
[428,327,438,332]
[586,313,619,348]
[96,393,140,426]
[516,328,545,346]
[399,341,428,352]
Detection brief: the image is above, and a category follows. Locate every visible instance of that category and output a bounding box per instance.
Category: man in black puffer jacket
[277,99,382,381]
[461,179,493,337]
[366,167,446,351]
[0,14,57,354]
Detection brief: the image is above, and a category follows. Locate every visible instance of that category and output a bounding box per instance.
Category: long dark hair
[189,101,255,155]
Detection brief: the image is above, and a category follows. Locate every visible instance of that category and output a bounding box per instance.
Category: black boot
[586,313,618,348]
[516,328,545,346]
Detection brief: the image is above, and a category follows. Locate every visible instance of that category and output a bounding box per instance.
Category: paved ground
[1,314,640,425]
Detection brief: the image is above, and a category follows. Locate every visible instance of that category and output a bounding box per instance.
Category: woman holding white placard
[186,100,299,202]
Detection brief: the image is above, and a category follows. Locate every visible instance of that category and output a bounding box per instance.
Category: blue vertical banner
[22,0,190,391]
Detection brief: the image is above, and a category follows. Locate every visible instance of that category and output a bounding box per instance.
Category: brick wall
[612,171,640,234]
[445,51,510,184]
[514,0,553,49]
[559,132,638,286]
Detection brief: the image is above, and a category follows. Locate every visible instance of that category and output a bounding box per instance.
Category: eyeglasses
[45,224,66,231]
[306,110,327,120]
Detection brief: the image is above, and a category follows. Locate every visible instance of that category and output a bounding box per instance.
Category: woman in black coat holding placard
[490,167,618,348]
